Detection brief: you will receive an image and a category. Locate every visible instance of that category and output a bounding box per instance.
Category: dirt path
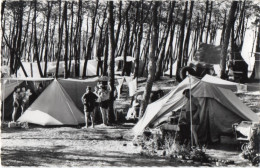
[1,123,178,167]
[1,122,252,167]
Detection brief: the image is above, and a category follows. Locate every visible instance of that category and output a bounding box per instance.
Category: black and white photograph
[1,0,260,167]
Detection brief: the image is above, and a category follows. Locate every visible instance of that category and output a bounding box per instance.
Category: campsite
[1,0,260,167]
[1,76,260,167]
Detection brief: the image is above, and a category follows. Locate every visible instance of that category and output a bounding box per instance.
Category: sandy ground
[2,123,182,167]
[1,122,254,167]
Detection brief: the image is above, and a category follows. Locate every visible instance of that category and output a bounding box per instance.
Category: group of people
[12,86,32,122]
[81,83,117,128]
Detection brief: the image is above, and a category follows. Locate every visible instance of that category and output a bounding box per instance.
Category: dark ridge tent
[17,77,99,125]
[132,76,259,143]
[1,78,53,121]
[58,77,99,113]
[18,79,85,126]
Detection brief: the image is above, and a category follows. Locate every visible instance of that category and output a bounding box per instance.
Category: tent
[133,76,259,142]
[17,62,45,78]
[201,75,260,92]
[17,60,100,78]
[250,53,260,80]
[1,78,53,121]
[18,79,85,125]
[58,77,99,112]
[1,80,22,100]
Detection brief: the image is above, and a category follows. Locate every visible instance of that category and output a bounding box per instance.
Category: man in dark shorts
[81,86,98,128]
[183,89,201,147]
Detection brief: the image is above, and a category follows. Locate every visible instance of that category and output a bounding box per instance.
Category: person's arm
[81,94,85,103]
[13,94,19,105]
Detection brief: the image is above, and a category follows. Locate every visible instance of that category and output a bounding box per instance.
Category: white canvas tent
[251,53,260,80]
[18,79,85,125]
[1,80,22,100]
[202,74,260,92]
[133,76,259,142]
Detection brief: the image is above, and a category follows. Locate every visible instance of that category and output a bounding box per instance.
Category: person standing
[81,86,98,128]
[98,85,110,126]
[93,86,100,123]
[12,87,20,122]
[183,89,201,147]
[21,89,32,114]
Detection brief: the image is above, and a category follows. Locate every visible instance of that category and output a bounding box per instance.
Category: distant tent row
[132,75,259,143]
[16,58,146,78]
[1,77,99,126]
[17,60,100,78]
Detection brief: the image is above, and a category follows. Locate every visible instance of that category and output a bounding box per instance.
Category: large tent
[17,77,99,125]
[1,78,53,121]
[18,79,85,125]
[133,76,259,142]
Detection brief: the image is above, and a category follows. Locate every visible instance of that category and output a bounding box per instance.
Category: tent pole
[188,75,193,147]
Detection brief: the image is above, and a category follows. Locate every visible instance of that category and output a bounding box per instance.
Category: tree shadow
[1,146,186,167]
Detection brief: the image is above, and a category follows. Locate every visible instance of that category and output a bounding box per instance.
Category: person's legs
[105,108,109,125]
[113,102,117,121]
[21,103,25,115]
[100,107,107,125]
[84,111,89,127]
[12,107,18,122]
[90,111,95,128]
[192,125,199,147]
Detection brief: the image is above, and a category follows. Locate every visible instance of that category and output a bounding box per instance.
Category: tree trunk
[34,0,43,77]
[103,25,109,76]
[108,1,115,123]
[183,1,194,66]
[96,4,107,76]
[220,11,227,46]
[155,1,175,80]
[176,1,188,81]
[83,0,99,77]
[121,2,132,76]
[55,1,66,78]
[220,1,238,79]
[74,0,82,77]
[44,2,52,77]
[205,1,213,44]
[200,0,209,43]
[139,1,160,118]
[134,1,144,78]
[64,1,69,78]
[115,1,122,47]
[68,2,74,77]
